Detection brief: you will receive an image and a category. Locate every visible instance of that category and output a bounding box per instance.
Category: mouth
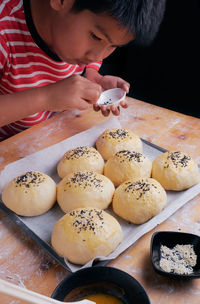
[59,57,90,67]
[76,60,90,67]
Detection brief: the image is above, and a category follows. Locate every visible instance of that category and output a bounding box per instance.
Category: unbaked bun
[112,177,167,224]
[104,150,152,187]
[51,207,123,265]
[57,146,104,179]
[2,171,56,216]
[96,128,142,160]
[57,171,115,213]
[152,151,200,190]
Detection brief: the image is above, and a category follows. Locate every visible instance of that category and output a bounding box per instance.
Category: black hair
[71,0,166,45]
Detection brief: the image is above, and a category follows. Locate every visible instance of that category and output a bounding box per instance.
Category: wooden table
[0,97,200,304]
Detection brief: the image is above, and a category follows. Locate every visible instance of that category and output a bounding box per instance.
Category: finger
[120,100,129,108]
[116,79,130,93]
[101,105,110,117]
[93,104,100,112]
[122,83,130,93]
[83,86,101,104]
[110,105,120,116]
[76,100,91,110]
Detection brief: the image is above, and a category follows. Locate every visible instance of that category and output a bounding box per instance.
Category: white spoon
[97,88,126,107]
[0,278,95,304]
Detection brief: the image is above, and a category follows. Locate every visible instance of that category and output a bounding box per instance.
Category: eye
[90,32,102,41]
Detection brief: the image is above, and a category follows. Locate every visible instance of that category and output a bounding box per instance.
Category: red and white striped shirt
[0,0,101,141]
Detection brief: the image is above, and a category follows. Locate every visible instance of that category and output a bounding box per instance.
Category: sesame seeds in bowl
[96,88,126,107]
[151,231,200,279]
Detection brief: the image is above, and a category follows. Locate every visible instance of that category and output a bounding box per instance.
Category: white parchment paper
[0,117,200,272]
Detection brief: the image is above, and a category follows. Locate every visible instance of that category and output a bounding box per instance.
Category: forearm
[0,86,47,127]
[0,75,102,127]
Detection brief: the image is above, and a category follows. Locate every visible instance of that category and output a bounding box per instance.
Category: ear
[50,0,74,11]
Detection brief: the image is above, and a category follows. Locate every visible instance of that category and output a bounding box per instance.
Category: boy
[0,0,166,141]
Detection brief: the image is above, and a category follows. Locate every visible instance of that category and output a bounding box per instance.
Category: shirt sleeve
[0,35,8,71]
[86,61,102,71]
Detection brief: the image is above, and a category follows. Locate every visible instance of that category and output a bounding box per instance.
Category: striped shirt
[0,0,101,141]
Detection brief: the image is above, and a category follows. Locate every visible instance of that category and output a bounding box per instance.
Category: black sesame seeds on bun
[51,207,123,265]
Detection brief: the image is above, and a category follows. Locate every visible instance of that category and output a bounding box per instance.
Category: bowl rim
[97,88,126,107]
[51,266,150,303]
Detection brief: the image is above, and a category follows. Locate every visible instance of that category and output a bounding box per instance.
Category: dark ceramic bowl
[51,266,150,303]
[151,231,200,279]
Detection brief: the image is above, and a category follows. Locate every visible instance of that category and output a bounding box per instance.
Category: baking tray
[0,119,200,272]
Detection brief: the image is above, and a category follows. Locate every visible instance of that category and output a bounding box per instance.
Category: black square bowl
[151,231,200,279]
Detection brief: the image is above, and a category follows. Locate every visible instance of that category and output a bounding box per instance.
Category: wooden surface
[0,97,200,304]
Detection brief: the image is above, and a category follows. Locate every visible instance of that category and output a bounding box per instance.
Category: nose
[86,52,102,63]
[86,47,114,63]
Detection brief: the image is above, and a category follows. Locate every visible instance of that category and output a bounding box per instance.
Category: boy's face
[48,3,134,65]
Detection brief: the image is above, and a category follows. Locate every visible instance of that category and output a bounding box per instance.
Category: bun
[152,151,200,190]
[104,150,152,187]
[96,128,142,160]
[2,171,56,216]
[51,207,123,265]
[57,146,104,179]
[57,171,115,213]
[112,177,167,224]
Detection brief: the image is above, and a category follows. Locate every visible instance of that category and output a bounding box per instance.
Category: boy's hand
[94,75,129,116]
[85,68,130,117]
[43,74,102,112]
[0,74,102,127]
